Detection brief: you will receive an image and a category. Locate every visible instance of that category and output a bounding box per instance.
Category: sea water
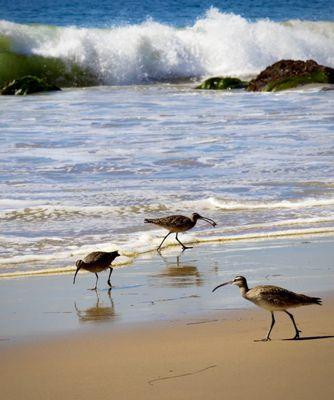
[0,1,334,278]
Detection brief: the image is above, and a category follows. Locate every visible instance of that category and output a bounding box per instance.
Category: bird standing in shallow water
[212,275,322,341]
[73,250,120,290]
[144,213,217,251]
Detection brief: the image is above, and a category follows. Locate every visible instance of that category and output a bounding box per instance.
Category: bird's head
[212,275,247,292]
[231,276,247,288]
[192,213,217,227]
[75,259,85,269]
[73,259,85,285]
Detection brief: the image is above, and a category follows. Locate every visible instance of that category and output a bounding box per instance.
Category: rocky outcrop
[247,59,334,91]
[0,75,61,95]
[195,60,334,92]
[196,76,248,90]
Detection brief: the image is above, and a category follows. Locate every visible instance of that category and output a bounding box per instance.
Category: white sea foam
[205,196,334,211]
[1,9,334,84]
[1,225,334,279]
[1,195,334,221]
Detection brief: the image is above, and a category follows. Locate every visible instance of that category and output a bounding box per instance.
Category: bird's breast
[82,265,106,273]
[167,225,191,232]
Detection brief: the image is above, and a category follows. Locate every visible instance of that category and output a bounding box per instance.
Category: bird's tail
[311,297,322,305]
[144,218,154,224]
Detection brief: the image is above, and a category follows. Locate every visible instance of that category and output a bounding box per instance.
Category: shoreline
[0,235,333,342]
[1,230,334,280]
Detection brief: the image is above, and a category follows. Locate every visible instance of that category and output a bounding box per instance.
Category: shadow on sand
[283,335,334,341]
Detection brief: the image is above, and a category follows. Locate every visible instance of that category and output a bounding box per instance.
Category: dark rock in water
[247,59,334,92]
[196,76,248,90]
[0,75,61,95]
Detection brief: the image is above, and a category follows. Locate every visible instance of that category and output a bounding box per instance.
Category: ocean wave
[205,196,334,210]
[0,203,170,221]
[1,195,334,221]
[1,9,334,86]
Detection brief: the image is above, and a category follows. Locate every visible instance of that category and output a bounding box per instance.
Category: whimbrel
[212,276,322,341]
[144,213,216,251]
[73,251,120,290]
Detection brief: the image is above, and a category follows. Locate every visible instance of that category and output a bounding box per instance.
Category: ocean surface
[0,0,334,279]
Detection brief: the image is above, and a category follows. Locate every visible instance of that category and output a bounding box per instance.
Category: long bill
[200,216,217,227]
[73,267,80,285]
[212,281,233,293]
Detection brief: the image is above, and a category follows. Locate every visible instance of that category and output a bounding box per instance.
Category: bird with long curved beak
[73,250,120,290]
[144,212,217,251]
[212,275,322,341]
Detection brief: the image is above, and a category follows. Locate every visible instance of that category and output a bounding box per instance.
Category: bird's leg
[89,273,99,291]
[175,233,192,250]
[266,312,275,341]
[255,312,275,342]
[285,310,302,339]
[157,231,172,251]
[107,267,113,288]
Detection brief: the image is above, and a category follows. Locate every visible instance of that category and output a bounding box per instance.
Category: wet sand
[1,236,334,341]
[0,236,334,399]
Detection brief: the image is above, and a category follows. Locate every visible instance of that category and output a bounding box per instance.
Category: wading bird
[144,213,216,251]
[212,275,322,341]
[73,250,120,290]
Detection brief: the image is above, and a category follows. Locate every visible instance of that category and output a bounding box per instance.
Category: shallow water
[1,85,334,277]
[1,2,334,278]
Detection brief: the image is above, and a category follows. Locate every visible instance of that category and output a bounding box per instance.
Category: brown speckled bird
[212,275,322,341]
[144,213,216,251]
[73,250,120,290]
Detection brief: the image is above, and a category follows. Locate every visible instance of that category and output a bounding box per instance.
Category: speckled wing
[248,285,320,309]
[164,215,192,227]
[84,251,114,265]
[147,215,193,229]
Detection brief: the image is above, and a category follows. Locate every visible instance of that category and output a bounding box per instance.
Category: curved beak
[73,267,80,285]
[212,281,233,293]
[200,216,217,227]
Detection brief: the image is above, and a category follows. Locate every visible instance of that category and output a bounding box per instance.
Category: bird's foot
[291,330,302,340]
[254,337,271,342]
[107,281,112,288]
[182,246,193,251]
[88,287,97,291]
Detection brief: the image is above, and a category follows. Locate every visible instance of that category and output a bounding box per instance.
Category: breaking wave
[1,9,334,86]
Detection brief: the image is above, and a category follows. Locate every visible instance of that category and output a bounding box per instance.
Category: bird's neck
[239,284,249,298]
[191,216,199,227]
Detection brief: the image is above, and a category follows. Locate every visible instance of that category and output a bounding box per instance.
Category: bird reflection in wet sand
[153,253,203,288]
[74,289,117,323]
